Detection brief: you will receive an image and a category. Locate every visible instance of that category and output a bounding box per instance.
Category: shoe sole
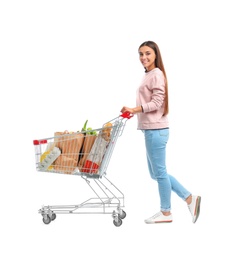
[193,196,201,223]
[145,220,173,224]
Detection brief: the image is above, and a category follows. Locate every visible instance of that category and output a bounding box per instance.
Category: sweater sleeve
[141,71,165,113]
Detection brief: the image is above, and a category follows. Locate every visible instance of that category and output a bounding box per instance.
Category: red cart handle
[120,111,134,119]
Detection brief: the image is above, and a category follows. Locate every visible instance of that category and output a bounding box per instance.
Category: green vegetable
[82,120,88,132]
[87,127,97,136]
[79,120,97,135]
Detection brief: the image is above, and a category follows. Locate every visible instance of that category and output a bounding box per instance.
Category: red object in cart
[82,160,99,173]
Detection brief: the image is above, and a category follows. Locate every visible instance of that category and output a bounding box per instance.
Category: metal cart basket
[33,112,132,227]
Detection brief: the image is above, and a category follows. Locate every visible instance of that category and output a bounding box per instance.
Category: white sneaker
[188,195,201,223]
[145,212,173,224]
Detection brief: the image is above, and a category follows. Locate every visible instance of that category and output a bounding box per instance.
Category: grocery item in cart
[78,134,97,170]
[52,131,84,174]
[54,130,84,162]
[78,120,98,169]
[39,146,61,171]
[101,122,112,141]
[81,122,112,173]
[54,154,77,174]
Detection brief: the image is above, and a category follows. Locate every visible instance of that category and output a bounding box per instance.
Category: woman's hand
[121,106,134,114]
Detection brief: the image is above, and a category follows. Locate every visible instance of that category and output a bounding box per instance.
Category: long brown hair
[139,41,169,116]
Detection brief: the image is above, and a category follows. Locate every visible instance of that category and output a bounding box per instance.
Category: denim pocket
[158,128,169,137]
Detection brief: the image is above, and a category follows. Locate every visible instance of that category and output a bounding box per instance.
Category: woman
[121,41,201,224]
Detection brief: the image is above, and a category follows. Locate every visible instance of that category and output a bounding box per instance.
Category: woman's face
[139,46,156,72]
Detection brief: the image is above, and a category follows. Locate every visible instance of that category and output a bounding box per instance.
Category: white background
[1,0,233,259]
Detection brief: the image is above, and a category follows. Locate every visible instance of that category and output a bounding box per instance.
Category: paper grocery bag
[81,135,109,173]
[78,134,97,169]
[54,131,84,162]
[54,155,77,174]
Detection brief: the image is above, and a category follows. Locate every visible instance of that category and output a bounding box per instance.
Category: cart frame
[33,112,132,227]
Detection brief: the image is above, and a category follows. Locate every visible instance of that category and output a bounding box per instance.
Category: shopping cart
[33,112,133,227]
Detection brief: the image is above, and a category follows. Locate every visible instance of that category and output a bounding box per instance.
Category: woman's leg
[168,174,191,201]
[144,129,201,223]
[144,129,171,212]
[144,129,191,210]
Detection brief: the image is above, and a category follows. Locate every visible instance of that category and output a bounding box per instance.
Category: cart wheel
[113,218,122,227]
[43,215,51,225]
[119,210,126,219]
[51,213,56,221]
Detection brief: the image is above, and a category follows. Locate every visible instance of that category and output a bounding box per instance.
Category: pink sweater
[136,67,169,130]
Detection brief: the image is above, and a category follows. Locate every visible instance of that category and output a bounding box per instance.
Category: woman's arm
[121,105,143,114]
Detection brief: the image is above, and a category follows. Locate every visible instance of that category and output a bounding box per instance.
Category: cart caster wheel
[51,213,56,221]
[43,215,51,225]
[113,218,122,227]
[119,210,126,219]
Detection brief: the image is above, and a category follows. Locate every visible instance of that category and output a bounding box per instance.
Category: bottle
[33,139,47,170]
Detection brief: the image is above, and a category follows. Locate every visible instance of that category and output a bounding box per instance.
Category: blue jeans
[143,129,191,212]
